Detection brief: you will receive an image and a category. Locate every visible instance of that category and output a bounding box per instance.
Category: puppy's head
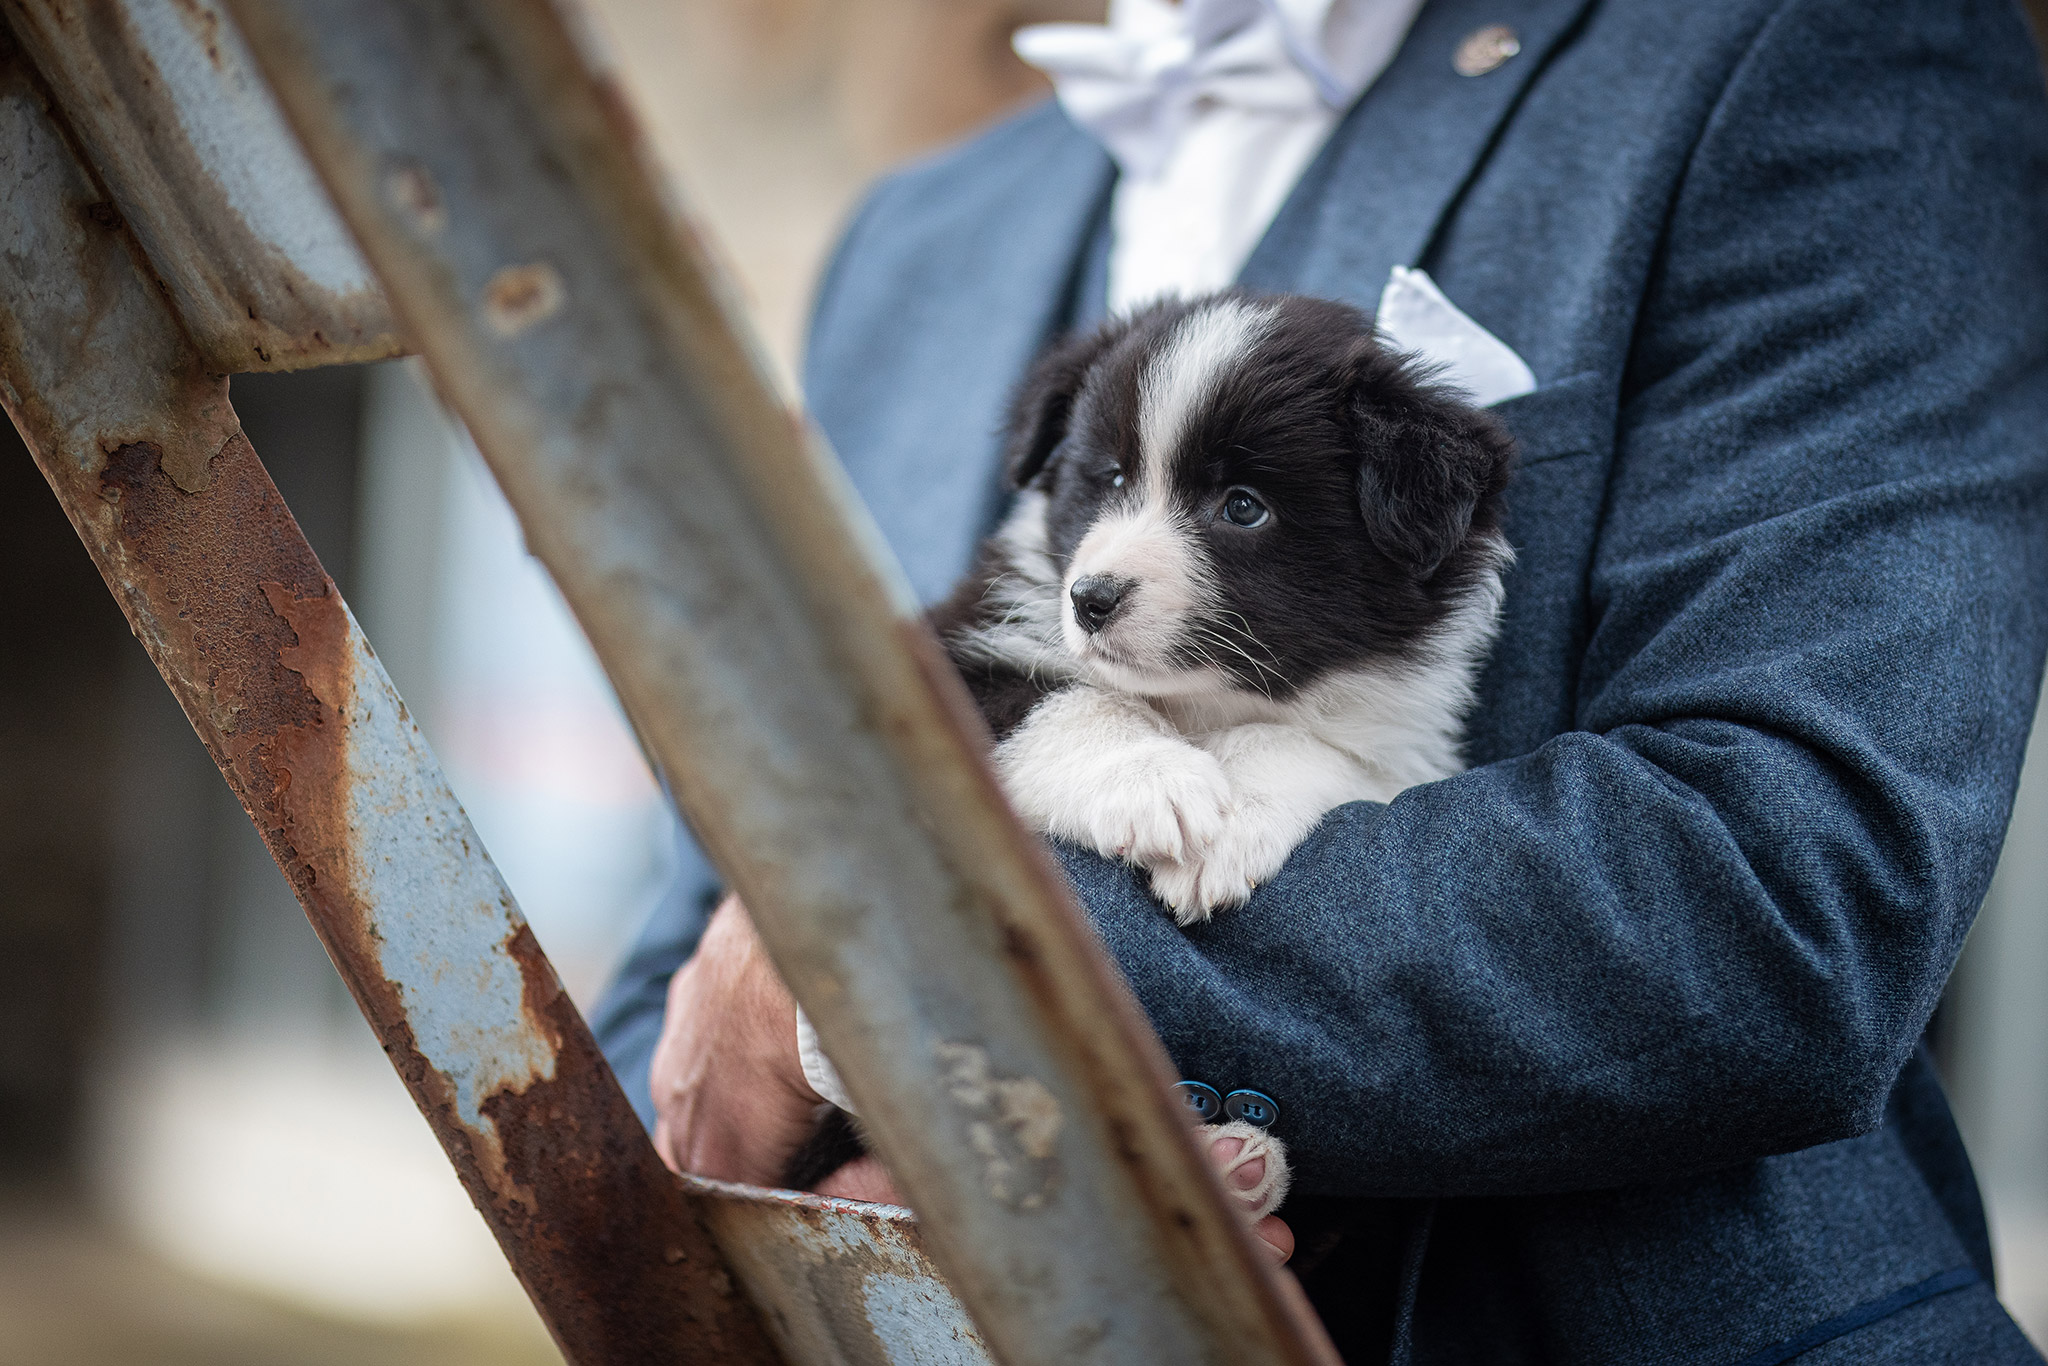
[1001,292,1516,700]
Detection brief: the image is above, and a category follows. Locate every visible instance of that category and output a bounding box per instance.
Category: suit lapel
[1241,0,1597,310]
[818,105,1113,602]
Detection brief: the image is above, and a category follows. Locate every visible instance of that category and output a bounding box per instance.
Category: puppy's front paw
[997,690,1231,866]
[1199,1120,1292,1223]
[1145,798,1310,923]
[1147,855,1235,925]
[1066,738,1231,865]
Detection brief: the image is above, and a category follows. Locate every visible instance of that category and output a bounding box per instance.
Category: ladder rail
[0,1,1041,1360]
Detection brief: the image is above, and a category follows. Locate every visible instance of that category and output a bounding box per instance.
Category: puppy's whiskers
[1190,613,1286,692]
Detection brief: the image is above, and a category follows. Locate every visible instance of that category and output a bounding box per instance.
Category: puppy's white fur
[997,558,1506,924]
[998,685,1231,867]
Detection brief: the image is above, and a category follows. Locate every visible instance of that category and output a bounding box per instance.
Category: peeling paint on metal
[2,0,404,370]
[259,575,563,1181]
[936,1043,1061,1211]
[332,619,561,1185]
[687,1176,996,1366]
[862,1274,992,1366]
[483,261,567,338]
[139,0,370,296]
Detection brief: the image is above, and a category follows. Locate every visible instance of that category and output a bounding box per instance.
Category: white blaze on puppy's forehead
[1055,300,1270,688]
[1138,298,1277,496]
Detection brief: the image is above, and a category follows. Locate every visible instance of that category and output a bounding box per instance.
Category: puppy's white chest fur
[995,640,1488,923]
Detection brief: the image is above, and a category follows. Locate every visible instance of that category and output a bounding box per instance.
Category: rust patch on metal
[86,368,243,495]
[253,575,352,899]
[483,260,566,338]
[264,579,349,711]
[94,430,327,755]
[168,0,226,69]
[73,425,777,1365]
[384,158,447,236]
[472,921,775,1359]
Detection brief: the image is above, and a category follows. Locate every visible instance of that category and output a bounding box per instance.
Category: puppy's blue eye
[1110,467,1125,488]
[1221,487,1269,528]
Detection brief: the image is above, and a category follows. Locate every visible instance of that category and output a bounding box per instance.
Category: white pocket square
[1375,266,1537,408]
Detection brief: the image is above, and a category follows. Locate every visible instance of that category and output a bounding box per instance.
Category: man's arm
[591,822,720,1131]
[1056,0,2048,1196]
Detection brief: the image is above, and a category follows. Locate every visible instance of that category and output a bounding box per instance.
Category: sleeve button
[1223,1089,1279,1128]
[1173,1081,1223,1122]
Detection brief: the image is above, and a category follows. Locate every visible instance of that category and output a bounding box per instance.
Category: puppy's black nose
[1070,575,1126,634]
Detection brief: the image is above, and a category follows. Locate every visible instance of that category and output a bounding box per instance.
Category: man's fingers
[646,896,825,1187]
[1252,1213,1295,1264]
[810,1154,904,1206]
[651,1117,681,1177]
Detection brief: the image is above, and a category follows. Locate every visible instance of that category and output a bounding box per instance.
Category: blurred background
[0,1,2042,1362]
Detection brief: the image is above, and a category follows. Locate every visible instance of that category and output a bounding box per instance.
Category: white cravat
[1016,0,1426,312]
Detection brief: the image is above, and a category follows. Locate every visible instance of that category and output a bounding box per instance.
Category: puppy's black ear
[1349,343,1518,578]
[1002,325,1118,489]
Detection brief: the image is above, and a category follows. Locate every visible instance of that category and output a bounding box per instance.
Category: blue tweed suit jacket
[596,0,2048,1358]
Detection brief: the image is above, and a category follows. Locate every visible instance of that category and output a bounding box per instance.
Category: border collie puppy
[787,292,1514,1215]
[934,291,1517,922]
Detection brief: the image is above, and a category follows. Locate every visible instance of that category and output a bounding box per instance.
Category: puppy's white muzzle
[1061,506,1211,681]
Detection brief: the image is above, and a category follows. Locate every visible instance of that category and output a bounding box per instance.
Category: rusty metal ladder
[0,3,1340,1364]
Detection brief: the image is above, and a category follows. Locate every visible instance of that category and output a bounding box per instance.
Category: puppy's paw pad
[1200,1120,1292,1222]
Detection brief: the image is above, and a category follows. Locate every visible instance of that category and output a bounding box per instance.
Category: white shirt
[1016,0,1428,312]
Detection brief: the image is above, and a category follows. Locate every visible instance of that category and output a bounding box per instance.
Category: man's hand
[649,895,822,1187]
[647,893,1294,1262]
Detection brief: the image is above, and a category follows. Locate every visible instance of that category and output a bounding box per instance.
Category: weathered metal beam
[0,0,402,372]
[0,29,776,1364]
[684,1177,998,1366]
[224,2,1341,1364]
